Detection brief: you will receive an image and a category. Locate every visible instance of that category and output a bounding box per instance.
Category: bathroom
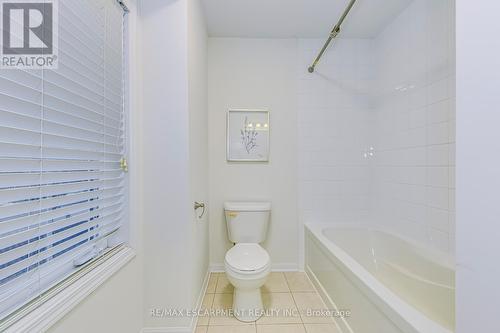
[0,0,497,332]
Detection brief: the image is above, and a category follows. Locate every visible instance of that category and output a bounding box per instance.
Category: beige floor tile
[257,293,302,325]
[304,324,340,333]
[195,326,208,333]
[292,293,334,324]
[209,293,246,326]
[207,273,218,293]
[216,273,234,294]
[198,293,215,326]
[207,324,256,333]
[262,272,289,293]
[284,272,315,292]
[257,324,306,333]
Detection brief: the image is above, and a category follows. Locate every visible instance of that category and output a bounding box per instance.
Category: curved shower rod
[308,0,357,73]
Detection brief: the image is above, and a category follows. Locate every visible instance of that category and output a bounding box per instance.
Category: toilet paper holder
[194,202,206,218]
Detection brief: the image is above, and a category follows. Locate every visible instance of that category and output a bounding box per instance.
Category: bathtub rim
[305,222,454,333]
[318,223,454,270]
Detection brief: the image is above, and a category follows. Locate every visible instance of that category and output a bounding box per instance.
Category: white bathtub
[305,223,454,333]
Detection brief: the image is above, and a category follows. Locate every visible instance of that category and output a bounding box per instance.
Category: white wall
[456,1,500,332]
[187,0,209,313]
[141,0,191,328]
[141,0,208,330]
[208,38,299,270]
[47,259,143,333]
[371,0,456,253]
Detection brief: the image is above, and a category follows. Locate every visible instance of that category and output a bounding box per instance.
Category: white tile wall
[298,0,455,254]
[298,38,374,225]
[371,0,455,254]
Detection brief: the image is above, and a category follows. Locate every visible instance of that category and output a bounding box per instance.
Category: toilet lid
[225,243,270,272]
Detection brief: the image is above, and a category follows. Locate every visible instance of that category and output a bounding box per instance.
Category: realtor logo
[1,0,58,68]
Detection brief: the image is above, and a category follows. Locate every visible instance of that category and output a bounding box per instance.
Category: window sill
[4,246,136,333]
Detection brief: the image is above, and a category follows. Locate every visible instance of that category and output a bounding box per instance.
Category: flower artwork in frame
[227,109,270,162]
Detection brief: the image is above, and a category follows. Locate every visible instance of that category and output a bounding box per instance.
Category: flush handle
[194,202,206,218]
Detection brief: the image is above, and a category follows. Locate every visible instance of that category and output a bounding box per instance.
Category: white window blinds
[0,0,127,320]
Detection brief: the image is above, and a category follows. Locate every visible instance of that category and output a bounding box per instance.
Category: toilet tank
[224,202,271,243]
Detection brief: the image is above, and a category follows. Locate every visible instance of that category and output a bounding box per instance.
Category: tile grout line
[207,274,215,327]
[203,272,332,332]
[211,272,218,305]
[261,272,305,330]
[289,272,336,332]
[282,272,292,291]
[284,272,308,327]
[204,273,217,328]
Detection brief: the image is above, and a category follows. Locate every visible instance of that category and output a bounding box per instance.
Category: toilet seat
[224,243,271,322]
[225,243,270,274]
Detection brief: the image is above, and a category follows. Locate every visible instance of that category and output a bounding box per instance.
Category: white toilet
[224,201,271,322]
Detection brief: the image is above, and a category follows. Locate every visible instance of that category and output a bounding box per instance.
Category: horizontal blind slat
[0,75,121,125]
[0,126,122,153]
[0,238,98,303]
[0,216,100,262]
[0,76,42,105]
[0,218,98,268]
[0,170,122,189]
[0,229,99,283]
[45,107,124,136]
[0,194,124,238]
[0,141,123,161]
[0,70,42,91]
[0,92,42,118]
[0,158,120,173]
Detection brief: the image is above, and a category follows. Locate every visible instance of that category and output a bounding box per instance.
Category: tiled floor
[196,272,340,333]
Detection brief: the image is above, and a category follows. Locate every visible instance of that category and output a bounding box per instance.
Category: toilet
[224,201,271,322]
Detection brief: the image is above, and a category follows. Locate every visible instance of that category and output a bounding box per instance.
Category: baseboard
[141,268,210,333]
[305,264,352,333]
[271,263,300,271]
[141,328,190,333]
[209,262,299,272]
[188,269,210,332]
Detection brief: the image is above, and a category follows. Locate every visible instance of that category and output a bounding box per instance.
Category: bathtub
[305,223,454,333]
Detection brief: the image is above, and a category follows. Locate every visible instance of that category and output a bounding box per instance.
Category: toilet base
[232,288,264,322]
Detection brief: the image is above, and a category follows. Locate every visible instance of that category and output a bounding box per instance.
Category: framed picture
[227,109,270,162]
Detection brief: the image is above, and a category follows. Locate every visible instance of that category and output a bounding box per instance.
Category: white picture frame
[226,109,270,162]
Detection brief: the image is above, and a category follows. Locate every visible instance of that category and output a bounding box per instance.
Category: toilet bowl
[224,243,271,321]
[223,201,272,322]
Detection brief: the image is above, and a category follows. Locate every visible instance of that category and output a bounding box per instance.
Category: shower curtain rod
[308,0,357,73]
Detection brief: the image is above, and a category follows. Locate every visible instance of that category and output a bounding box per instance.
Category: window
[0,0,128,320]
